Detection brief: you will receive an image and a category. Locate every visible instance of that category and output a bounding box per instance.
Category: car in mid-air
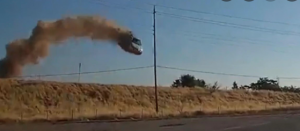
[131,37,143,53]
[117,31,143,55]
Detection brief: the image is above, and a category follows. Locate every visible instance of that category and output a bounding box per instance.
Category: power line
[154,4,300,27]
[87,0,300,32]
[81,2,272,46]
[153,20,300,54]
[278,76,300,80]
[19,65,153,78]
[156,12,300,36]
[152,13,300,55]
[162,31,297,53]
[102,0,300,27]
[158,65,300,80]
[16,65,300,81]
[162,30,274,46]
[74,0,300,54]
[83,0,300,37]
[157,65,264,78]
[156,29,299,55]
[91,0,300,28]
[159,28,293,46]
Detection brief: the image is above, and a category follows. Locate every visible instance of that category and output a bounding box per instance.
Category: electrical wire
[154,4,300,27]
[86,0,300,36]
[19,65,153,78]
[157,65,262,78]
[158,31,298,53]
[95,0,300,28]
[113,0,300,27]
[158,65,300,80]
[14,64,300,81]
[158,28,292,46]
[156,12,300,36]
[83,0,300,37]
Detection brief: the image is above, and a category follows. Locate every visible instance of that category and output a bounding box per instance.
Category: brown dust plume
[0,15,140,78]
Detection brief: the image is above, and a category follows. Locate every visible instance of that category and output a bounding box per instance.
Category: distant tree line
[171,74,300,93]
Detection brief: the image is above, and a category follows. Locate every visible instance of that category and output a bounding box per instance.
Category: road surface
[1,114,300,131]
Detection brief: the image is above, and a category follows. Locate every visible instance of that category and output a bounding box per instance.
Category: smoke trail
[0,15,139,78]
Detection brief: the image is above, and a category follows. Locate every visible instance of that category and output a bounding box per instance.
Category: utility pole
[153,5,159,113]
[78,63,81,83]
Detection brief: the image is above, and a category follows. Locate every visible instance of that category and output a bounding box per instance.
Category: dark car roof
[132,37,142,45]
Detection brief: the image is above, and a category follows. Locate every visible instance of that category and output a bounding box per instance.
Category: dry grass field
[1,79,300,123]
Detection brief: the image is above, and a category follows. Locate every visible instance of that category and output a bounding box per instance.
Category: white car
[131,37,143,53]
[117,32,143,55]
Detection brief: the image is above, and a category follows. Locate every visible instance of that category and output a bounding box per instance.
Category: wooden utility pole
[153,5,158,113]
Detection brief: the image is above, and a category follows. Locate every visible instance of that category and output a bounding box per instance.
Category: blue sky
[1,0,300,87]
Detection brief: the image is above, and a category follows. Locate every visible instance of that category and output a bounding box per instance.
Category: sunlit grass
[0,79,300,122]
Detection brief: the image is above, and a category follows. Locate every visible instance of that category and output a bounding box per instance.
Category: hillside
[0,79,300,122]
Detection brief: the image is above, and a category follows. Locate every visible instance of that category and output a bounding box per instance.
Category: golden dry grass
[1,79,300,123]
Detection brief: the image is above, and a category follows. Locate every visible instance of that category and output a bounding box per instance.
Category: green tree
[249,77,280,91]
[281,85,300,92]
[171,79,181,88]
[171,74,206,88]
[180,74,196,87]
[239,85,249,90]
[195,79,206,87]
[211,81,220,90]
[232,81,238,90]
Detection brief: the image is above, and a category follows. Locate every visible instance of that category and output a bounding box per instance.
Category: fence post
[140,109,143,119]
[20,111,23,121]
[46,109,49,120]
[95,109,98,117]
[265,104,267,109]
[71,109,74,120]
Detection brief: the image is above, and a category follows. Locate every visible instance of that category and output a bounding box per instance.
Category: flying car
[131,37,143,53]
[117,31,143,55]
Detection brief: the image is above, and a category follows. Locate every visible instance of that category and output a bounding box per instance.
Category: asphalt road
[1,114,300,131]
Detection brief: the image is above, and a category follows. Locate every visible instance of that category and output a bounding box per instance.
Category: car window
[132,37,141,45]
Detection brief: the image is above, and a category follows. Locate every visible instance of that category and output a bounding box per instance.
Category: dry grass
[1,79,300,123]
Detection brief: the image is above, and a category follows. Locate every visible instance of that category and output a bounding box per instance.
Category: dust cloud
[0,15,137,78]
